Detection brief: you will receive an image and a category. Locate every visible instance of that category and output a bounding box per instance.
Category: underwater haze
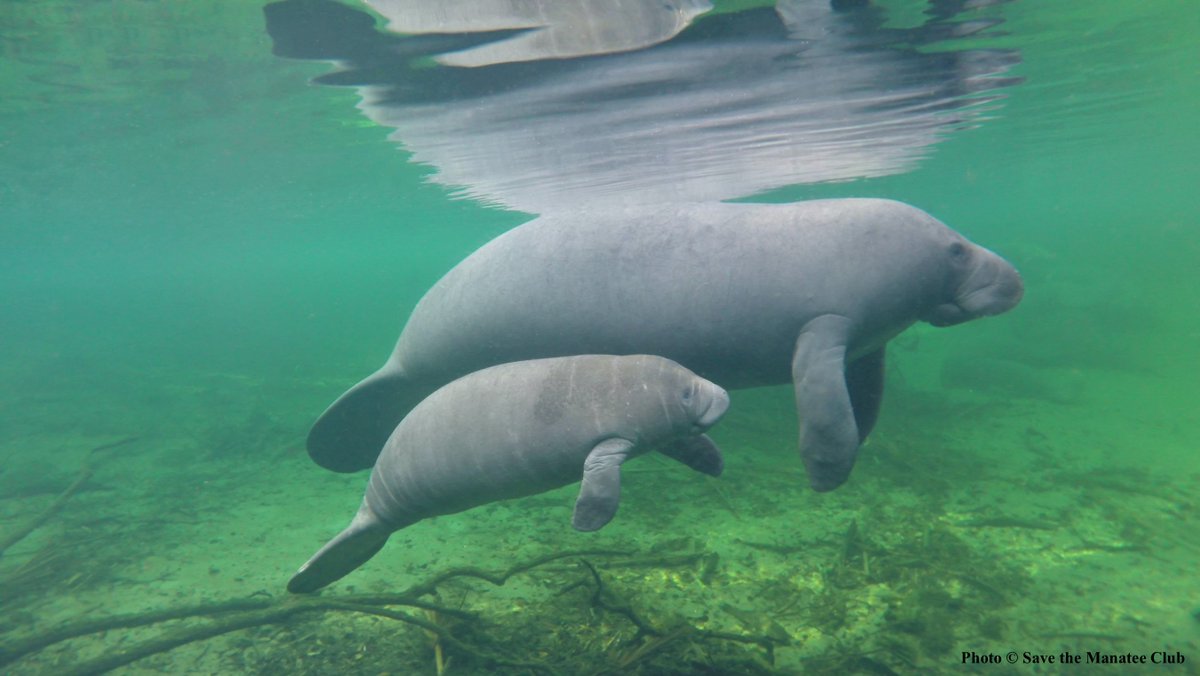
[1,0,1197,673]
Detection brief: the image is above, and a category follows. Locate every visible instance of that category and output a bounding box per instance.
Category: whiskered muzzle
[960,250,1024,318]
[695,382,730,430]
[926,247,1023,327]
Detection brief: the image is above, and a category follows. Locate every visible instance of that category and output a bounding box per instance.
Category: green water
[1,1,1197,673]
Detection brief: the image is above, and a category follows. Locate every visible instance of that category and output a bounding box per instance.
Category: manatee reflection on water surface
[264,0,1022,212]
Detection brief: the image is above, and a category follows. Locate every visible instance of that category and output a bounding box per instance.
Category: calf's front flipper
[572,438,635,531]
[658,434,724,477]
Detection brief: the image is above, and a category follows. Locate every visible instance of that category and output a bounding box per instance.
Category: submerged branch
[1,543,779,675]
[0,436,139,558]
[0,548,631,673]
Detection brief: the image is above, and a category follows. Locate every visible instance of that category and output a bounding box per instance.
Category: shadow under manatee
[264,0,1022,212]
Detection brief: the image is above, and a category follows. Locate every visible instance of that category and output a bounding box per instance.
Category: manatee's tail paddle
[307,360,439,473]
[288,506,392,593]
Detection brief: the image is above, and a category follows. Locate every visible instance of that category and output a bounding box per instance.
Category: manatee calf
[309,198,1023,490]
[288,354,729,593]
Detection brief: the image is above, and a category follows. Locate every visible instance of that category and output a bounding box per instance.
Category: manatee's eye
[949,242,968,259]
[681,386,693,403]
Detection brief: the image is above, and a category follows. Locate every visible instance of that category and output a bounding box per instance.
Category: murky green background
[1,1,1196,673]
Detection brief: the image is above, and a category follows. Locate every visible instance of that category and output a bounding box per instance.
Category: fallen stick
[0,548,631,673]
[0,436,139,558]
[4,543,780,674]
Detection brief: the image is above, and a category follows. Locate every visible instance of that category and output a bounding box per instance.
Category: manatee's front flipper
[846,347,886,442]
[659,434,724,477]
[792,315,860,492]
[573,438,636,531]
[287,504,393,593]
[307,359,440,473]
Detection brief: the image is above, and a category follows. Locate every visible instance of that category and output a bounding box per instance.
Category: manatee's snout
[961,247,1023,317]
[694,381,730,431]
[805,457,854,493]
[927,245,1024,327]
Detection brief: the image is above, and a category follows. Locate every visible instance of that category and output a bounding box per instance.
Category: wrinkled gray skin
[309,198,1023,490]
[289,355,730,593]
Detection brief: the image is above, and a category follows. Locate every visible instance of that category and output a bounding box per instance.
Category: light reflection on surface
[266,0,1021,212]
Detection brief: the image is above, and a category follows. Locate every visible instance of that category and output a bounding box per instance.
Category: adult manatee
[309,198,1023,490]
[289,354,729,593]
